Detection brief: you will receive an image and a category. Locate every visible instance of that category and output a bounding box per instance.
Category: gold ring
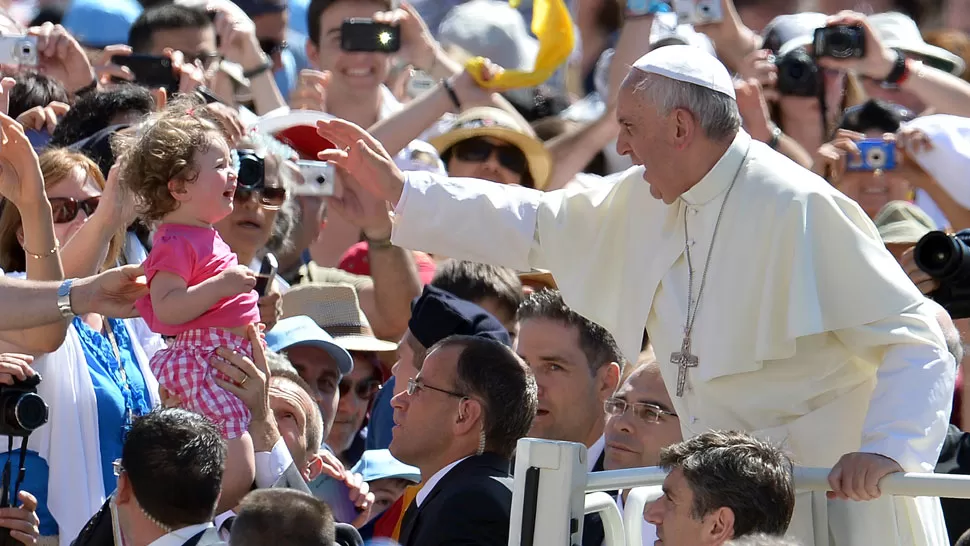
[239,375,249,386]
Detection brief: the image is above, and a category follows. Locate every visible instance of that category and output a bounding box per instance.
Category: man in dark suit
[391,336,538,546]
[514,290,624,546]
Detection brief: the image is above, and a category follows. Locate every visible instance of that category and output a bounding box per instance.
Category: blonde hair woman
[0,147,162,545]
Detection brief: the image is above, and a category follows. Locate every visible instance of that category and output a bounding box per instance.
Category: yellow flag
[466,0,575,90]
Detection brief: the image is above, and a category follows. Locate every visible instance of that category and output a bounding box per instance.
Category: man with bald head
[317,42,954,546]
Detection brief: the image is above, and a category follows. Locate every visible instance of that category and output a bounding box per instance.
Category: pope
[315,45,954,546]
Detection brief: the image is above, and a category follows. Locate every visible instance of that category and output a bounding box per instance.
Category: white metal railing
[509,438,970,546]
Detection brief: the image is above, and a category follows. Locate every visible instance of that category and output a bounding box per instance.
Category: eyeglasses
[49,196,100,223]
[407,377,466,399]
[450,137,528,175]
[604,398,678,424]
[259,39,287,56]
[339,377,382,401]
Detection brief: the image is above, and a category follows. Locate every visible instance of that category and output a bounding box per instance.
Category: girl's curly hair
[113,95,231,222]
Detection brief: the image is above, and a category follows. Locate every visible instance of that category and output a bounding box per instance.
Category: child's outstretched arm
[150,266,256,326]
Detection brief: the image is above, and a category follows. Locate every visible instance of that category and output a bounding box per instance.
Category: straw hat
[873,200,935,245]
[430,107,552,189]
[282,283,398,353]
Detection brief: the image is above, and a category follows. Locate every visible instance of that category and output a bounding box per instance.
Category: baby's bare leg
[216,431,256,513]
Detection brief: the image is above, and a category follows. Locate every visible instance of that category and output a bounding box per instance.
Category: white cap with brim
[870,12,966,76]
[632,45,736,100]
[902,114,970,211]
[265,315,355,375]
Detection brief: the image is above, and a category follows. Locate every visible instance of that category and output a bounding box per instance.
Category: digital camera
[813,25,865,59]
[775,49,821,97]
[0,374,48,437]
[341,19,401,53]
[0,36,37,67]
[915,230,970,319]
[672,0,723,25]
[846,139,896,171]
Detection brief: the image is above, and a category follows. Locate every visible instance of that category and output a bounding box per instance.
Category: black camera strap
[1,435,29,509]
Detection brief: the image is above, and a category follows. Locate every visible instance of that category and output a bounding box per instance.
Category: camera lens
[866,148,885,169]
[13,393,47,432]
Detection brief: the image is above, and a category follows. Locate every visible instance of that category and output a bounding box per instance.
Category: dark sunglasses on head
[49,196,100,223]
[234,185,287,210]
[451,137,528,175]
[259,39,287,56]
[338,377,382,400]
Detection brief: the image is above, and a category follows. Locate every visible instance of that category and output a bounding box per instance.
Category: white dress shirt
[146,523,213,546]
[415,457,470,507]
[587,435,605,472]
[253,437,295,488]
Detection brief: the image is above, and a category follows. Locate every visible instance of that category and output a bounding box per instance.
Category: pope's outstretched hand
[316,119,407,205]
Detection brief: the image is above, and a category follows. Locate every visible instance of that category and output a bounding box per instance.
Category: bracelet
[442,78,462,111]
[73,79,98,96]
[364,233,394,250]
[243,58,273,79]
[23,241,59,260]
[768,125,782,149]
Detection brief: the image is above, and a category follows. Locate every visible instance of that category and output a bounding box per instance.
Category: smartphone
[110,54,179,93]
[294,160,336,196]
[253,252,278,296]
[309,474,360,523]
[847,139,897,171]
[194,86,226,105]
[341,19,401,53]
[0,36,37,66]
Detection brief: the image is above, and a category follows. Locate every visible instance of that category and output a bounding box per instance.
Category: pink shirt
[136,223,260,336]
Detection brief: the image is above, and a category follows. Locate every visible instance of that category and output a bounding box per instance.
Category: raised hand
[327,164,394,240]
[315,118,406,204]
[27,23,96,94]
[95,44,136,86]
[374,1,438,72]
[71,264,150,318]
[289,69,330,111]
[15,101,69,135]
[815,12,897,82]
[0,105,45,208]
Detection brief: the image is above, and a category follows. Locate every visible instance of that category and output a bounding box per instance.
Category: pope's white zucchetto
[632,44,736,100]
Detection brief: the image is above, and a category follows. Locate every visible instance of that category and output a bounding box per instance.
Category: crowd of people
[0,0,966,544]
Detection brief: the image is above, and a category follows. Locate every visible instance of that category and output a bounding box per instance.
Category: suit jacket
[399,453,513,546]
[581,451,607,546]
[936,424,970,544]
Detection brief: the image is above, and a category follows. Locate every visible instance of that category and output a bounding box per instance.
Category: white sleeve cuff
[254,437,293,489]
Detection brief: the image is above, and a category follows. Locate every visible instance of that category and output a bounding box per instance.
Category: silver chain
[683,176,741,340]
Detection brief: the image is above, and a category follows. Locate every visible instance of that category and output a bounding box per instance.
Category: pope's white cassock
[386,59,954,545]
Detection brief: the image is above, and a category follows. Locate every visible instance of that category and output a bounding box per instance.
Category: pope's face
[615,78,679,203]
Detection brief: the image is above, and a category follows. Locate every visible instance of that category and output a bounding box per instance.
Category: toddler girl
[116,100,258,511]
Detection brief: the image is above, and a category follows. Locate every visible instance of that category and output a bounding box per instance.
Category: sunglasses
[234,185,287,210]
[451,137,528,175]
[259,39,287,56]
[49,196,100,223]
[338,377,382,401]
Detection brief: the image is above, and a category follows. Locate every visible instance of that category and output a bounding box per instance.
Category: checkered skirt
[150,328,252,439]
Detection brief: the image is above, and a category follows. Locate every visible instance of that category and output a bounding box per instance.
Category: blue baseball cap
[63,0,142,49]
[351,449,421,484]
[266,315,354,375]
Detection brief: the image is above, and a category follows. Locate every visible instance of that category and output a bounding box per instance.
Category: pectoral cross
[670,337,698,397]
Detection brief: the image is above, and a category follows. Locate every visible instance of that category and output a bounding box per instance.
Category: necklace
[670,175,741,397]
[102,317,135,440]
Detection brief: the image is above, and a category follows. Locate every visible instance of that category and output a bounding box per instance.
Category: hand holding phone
[110,54,179,92]
[253,253,278,296]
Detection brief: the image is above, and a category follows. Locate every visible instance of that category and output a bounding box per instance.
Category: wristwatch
[625,0,670,18]
[57,278,76,319]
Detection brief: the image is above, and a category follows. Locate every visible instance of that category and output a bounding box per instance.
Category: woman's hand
[257,279,282,332]
[812,129,864,185]
[0,105,45,209]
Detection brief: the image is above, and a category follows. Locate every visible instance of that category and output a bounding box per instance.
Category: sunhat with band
[430,107,552,190]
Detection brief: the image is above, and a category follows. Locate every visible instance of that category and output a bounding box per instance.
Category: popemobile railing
[508,438,970,546]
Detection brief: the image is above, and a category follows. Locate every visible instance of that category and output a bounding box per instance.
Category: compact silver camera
[0,36,38,66]
[673,0,723,25]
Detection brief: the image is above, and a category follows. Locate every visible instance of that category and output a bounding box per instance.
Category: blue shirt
[24,319,153,535]
[365,376,395,451]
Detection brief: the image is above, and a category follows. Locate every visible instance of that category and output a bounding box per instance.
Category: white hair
[632,72,741,141]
